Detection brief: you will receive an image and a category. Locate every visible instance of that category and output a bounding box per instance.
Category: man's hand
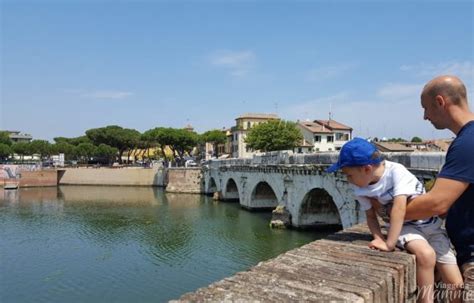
[369,238,394,252]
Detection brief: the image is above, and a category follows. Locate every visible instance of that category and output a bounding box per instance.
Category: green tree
[0,144,12,162]
[411,136,423,143]
[86,126,140,163]
[201,129,227,158]
[142,127,176,163]
[76,143,97,164]
[136,133,154,161]
[387,137,406,142]
[54,136,91,146]
[12,142,32,162]
[94,144,118,165]
[142,127,166,161]
[168,128,199,165]
[51,142,77,160]
[30,140,52,160]
[245,120,303,152]
[0,131,12,146]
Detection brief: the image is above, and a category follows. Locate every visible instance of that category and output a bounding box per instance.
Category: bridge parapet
[208,151,445,171]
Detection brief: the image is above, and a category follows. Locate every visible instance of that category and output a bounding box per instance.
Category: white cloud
[282,93,349,120]
[306,63,358,82]
[400,61,474,83]
[376,83,423,99]
[63,89,133,100]
[81,91,133,100]
[209,50,255,77]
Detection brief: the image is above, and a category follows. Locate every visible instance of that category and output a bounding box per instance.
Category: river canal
[1,186,332,302]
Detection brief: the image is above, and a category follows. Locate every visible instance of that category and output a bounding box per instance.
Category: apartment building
[297,119,352,152]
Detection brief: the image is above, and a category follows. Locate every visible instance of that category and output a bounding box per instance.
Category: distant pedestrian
[405,75,474,302]
[328,138,463,302]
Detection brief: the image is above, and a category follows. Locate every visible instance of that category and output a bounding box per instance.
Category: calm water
[0,186,329,303]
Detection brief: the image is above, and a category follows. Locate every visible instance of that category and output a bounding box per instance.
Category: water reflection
[0,186,328,303]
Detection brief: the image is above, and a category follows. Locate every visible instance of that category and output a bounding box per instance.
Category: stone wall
[58,167,166,186]
[19,170,58,187]
[166,168,203,193]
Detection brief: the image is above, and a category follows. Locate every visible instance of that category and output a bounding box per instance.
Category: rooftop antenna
[328,103,332,126]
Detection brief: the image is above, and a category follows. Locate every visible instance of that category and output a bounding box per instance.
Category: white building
[297,119,352,152]
[231,113,279,158]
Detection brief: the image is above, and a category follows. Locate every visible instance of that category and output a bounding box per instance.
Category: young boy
[327,138,463,303]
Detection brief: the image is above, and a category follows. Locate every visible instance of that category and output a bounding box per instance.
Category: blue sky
[1,0,473,141]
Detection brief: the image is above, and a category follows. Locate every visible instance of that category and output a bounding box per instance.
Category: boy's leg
[462,262,474,303]
[437,263,463,303]
[405,239,437,303]
[428,226,464,303]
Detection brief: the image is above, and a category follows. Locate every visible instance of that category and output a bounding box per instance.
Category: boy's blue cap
[326,137,382,173]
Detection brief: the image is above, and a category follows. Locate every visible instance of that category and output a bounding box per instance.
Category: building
[200,128,232,161]
[4,130,33,143]
[297,119,353,152]
[231,113,280,158]
[373,142,415,152]
[399,139,452,152]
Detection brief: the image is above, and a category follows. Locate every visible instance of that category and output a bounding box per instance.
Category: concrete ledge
[172,223,416,302]
[58,167,165,186]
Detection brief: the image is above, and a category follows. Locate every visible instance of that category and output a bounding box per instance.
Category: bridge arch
[297,187,342,229]
[249,181,279,209]
[222,178,240,202]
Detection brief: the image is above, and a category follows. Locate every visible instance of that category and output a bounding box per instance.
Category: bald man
[405,75,474,301]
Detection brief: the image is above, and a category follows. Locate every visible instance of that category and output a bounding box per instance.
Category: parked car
[185,160,198,167]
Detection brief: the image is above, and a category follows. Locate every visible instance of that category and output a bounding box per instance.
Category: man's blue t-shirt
[439,120,474,266]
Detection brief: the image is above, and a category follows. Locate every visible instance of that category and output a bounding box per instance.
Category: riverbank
[1,166,203,194]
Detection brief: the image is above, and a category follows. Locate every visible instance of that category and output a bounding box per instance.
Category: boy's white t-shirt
[353,161,432,225]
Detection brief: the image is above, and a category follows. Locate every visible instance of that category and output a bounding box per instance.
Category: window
[336,133,349,141]
[298,148,302,153]
[327,136,334,142]
[314,135,321,142]
[247,122,251,129]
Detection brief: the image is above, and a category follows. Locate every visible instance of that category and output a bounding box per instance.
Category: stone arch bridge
[203,152,444,229]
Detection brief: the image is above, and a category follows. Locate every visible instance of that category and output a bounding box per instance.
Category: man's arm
[405,177,469,220]
[386,195,407,251]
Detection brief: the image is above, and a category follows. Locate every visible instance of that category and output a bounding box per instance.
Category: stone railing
[172,222,416,302]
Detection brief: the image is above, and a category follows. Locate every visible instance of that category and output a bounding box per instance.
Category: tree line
[0,126,228,165]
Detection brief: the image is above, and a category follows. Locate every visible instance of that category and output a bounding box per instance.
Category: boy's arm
[385,195,407,251]
[365,208,384,240]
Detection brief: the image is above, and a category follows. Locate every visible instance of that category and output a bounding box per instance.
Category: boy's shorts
[397,218,457,265]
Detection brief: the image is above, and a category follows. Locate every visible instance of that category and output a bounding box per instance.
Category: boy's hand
[369,238,394,252]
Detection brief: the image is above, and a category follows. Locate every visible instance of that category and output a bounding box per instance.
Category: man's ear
[435,95,446,108]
